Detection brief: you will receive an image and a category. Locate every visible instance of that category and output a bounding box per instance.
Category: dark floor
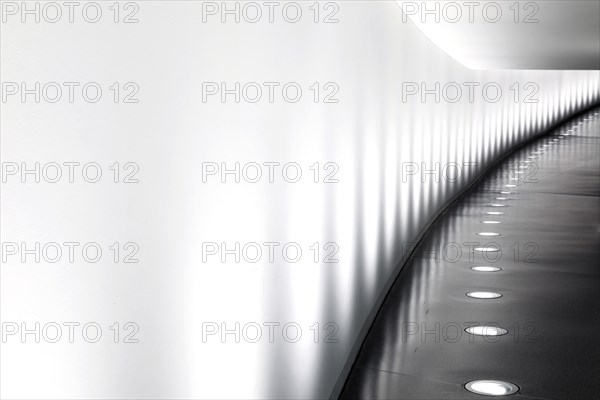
[340,108,600,400]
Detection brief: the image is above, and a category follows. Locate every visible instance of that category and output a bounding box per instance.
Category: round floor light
[474,247,500,252]
[471,266,502,272]
[466,291,502,299]
[465,380,519,396]
[465,326,508,336]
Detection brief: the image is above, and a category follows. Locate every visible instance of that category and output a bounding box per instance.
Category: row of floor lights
[463,122,549,396]
[464,179,518,395]
[463,111,598,396]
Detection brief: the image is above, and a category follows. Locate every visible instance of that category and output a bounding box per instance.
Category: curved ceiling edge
[396,0,600,70]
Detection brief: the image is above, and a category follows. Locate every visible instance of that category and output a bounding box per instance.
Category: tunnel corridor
[341,108,600,399]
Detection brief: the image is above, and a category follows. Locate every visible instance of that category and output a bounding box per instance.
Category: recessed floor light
[474,247,500,252]
[477,232,501,237]
[465,325,508,336]
[499,191,512,194]
[495,197,509,200]
[513,171,524,174]
[504,184,517,187]
[489,204,507,207]
[481,221,501,224]
[471,266,502,272]
[484,211,504,215]
[465,380,519,396]
[466,291,502,299]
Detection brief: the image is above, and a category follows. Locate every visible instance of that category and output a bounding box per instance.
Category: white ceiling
[397,0,600,70]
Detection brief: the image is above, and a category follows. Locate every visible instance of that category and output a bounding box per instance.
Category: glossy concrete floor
[340,108,600,400]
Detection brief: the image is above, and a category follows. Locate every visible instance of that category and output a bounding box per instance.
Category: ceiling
[397,0,600,70]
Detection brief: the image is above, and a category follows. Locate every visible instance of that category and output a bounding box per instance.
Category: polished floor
[341,108,600,399]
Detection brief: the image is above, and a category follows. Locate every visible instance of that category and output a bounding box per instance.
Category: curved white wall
[1,2,599,399]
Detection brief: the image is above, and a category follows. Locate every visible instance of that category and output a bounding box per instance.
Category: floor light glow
[465,380,519,396]
[471,266,502,272]
[466,291,502,299]
[474,247,500,252]
[465,326,508,335]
